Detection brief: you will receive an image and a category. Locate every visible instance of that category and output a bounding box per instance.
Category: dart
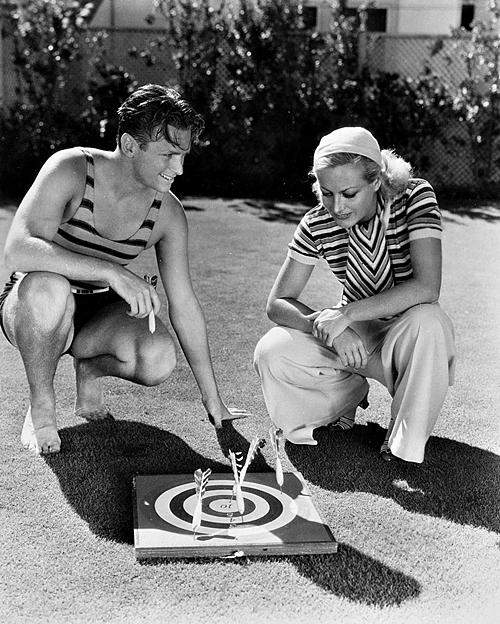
[191,467,212,535]
[229,450,245,515]
[269,427,284,492]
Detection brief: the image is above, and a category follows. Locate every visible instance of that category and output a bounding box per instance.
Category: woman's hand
[308,307,350,346]
[308,308,369,369]
[330,327,369,369]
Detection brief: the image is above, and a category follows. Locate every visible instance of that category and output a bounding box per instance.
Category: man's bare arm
[4,149,160,318]
[155,199,247,427]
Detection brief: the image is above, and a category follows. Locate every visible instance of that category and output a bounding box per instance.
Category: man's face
[134,127,192,193]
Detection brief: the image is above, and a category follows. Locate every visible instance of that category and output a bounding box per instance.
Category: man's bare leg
[71,302,177,420]
[3,273,75,454]
[73,358,110,420]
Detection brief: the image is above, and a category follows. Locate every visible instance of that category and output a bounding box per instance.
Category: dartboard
[153,479,297,536]
[133,472,337,558]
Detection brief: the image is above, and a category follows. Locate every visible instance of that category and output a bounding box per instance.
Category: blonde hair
[311,149,413,203]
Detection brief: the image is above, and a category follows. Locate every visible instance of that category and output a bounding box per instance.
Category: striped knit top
[288,178,441,303]
[53,149,162,267]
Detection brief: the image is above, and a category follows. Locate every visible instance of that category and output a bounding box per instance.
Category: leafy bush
[147,0,459,200]
[0,0,136,198]
[3,0,500,200]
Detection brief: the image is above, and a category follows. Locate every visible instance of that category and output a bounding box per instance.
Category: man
[0,84,247,455]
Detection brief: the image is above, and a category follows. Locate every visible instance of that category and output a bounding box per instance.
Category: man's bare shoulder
[159,191,188,222]
[164,190,185,211]
[152,191,188,244]
[37,147,90,183]
[21,148,95,215]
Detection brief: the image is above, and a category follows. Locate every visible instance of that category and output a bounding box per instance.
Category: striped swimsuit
[53,148,162,289]
[0,148,163,346]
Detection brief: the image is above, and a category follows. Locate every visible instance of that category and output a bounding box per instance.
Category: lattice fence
[84,28,179,89]
[1,27,498,195]
[363,33,500,191]
[363,33,469,87]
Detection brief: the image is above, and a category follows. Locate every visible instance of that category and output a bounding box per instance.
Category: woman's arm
[269,255,370,369]
[342,236,442,324]
[310,236,442,368]
[266,256,316,333]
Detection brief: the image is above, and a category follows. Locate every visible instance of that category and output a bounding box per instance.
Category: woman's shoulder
[409,176,433,186]
[300,202,332,224]
[406,177,436,194]
[395,178,437,205]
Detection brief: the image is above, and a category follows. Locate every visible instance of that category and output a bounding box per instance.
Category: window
[461,4,475,30]
[345,8,388,33]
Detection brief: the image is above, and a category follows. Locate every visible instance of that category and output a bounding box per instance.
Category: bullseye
[154,479,297,536]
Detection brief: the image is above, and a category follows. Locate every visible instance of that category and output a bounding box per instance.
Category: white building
[304,0,491,34]
[89,0,491,36]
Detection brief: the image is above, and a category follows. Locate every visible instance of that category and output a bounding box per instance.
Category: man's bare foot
[21,406,61,454]
[74,358,109,420]
[75,407,113,421]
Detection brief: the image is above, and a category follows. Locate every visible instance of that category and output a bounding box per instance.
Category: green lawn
[0,197,499,624]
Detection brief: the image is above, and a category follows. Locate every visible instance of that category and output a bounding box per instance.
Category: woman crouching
[254,126,456,463]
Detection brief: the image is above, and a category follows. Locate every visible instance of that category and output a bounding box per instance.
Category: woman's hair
[311,149,413,203]
[117,84,205,149]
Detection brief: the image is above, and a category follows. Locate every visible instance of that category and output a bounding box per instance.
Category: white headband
[313,126,382,169]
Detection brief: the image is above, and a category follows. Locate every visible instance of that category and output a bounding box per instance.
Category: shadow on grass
[142,544,420,608]
[218,198,500,224]
[43,419,272,545]
[225,199,310,223]
[286,422,500,534]
[439,199,500,222]
[43,419,421,607]
[44,419,231,544]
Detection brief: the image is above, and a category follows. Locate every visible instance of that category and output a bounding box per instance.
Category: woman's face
[316,162,380,229]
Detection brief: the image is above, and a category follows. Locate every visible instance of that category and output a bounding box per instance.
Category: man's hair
[117,84,205,149]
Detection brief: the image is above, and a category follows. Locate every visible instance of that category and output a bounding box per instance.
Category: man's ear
[120,133,139,157]
[374,176,382,192]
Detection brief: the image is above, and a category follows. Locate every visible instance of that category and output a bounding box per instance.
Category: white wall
[89,0,492,36]
[312,0,491,35]
[395,0,460,35]
[91,0,167,29]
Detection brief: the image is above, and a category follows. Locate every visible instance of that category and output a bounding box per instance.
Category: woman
[253,127,455,463]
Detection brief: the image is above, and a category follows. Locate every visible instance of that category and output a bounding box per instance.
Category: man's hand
[108,268,161,318]
[206,403,252,429]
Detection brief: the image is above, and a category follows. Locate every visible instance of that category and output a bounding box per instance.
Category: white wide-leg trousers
[253,303,456,463]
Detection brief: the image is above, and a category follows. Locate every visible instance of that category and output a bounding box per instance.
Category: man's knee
[137,334,177,386]
[16,272,74,329]
[19,272,72,313]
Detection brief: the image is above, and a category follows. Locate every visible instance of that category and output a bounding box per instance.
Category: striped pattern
[53,149,161,265]
[288,178,441,304]
[343,206,395,303]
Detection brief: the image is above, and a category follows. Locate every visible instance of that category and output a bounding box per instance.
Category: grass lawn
[0,196,499,624]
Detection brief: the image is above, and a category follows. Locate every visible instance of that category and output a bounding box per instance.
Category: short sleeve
[405,179,442,241]
[287,213,321,265]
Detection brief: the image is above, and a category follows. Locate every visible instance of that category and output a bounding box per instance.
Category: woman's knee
[401,304,453,340]
[254,326,303,376]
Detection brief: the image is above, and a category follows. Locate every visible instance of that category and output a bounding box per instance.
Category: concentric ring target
[154,479,297,536]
